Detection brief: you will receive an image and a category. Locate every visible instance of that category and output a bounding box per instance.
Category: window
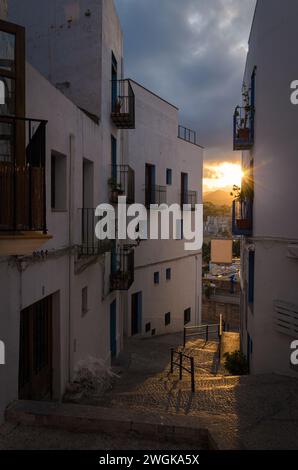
[166,168,172,185]
[184,308,191,325]
[166,268,171,281]
[145,322,151,333]
[248,251,255,305]
[51,151,67,210]
[83,158,94,209]
[145,163,156,207]
[81,287,88,316]
[165,312,171,326]
[154,272,160,284]
[151,329,156,336]
[111,52,117,108]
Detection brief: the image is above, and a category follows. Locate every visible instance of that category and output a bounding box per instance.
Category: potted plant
[230,184,253,230]
[236,84,251,141]
[113,98,122,114]
[108,177,124,202]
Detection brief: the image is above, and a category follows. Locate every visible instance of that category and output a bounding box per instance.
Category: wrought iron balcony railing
[233,105,254,151]
[145,184,167,209]
[181,190,198,210]
[232,199,253,236]
[111,79,135,129]
[110,247,134,291]
[79,208,112,257]
[0,116,47,232]
[109,164,135,205]
[178,125,197,145]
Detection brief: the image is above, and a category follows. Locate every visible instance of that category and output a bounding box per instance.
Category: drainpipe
[195,254,199,325]
[68,134,75,383]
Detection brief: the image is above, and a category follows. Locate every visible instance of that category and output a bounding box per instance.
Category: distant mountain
[203,189,233,207]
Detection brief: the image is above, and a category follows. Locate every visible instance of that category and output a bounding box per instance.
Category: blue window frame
[166,268,171,281]
[154,272,160,284]
[248,251,255,305]
[166,168,172,185]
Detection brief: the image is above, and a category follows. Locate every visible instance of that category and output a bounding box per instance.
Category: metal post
[206,325,209,342]
[41,122,47,234]
[28,120,33,230]
[190,357,195,393]
[13,118,17,231]
[183,327,186,348]
[179,352,183,380]
[170,348,174,374]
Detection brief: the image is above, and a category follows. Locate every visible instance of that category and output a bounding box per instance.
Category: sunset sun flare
[204,162,243,192]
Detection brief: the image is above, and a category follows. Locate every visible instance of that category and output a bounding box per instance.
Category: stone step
[5,400,213,449]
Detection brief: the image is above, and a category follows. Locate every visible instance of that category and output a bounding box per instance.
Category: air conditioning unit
[274,300,298,337]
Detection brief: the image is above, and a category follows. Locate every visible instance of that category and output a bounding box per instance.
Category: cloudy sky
[115,0,256,189]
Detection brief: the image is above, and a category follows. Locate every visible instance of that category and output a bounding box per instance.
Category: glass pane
[0,121,14,162]
[0,77,15,115]
[0,31,15,73]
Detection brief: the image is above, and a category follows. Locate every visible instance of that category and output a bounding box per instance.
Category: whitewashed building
[125,81,203,337]
[0,0,203,422]
[233,0,298,376]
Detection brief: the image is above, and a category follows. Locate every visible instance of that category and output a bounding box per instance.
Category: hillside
[203,189,233,206]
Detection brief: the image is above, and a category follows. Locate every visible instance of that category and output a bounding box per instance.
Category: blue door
[110,300,117,358]
[131,292,142,336]
[247,333,252,373]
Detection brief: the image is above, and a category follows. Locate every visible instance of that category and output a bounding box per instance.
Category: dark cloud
[115,0,256,162]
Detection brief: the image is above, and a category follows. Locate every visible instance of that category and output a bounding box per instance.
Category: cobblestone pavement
[79,333,298,450]
[0,423,199,450]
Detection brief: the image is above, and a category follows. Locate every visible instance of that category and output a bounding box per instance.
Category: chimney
[0,0,8,20]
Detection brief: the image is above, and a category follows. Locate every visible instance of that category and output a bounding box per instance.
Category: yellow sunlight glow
[204,162,243,192]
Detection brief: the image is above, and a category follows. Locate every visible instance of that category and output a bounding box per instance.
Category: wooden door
[19,296,53,400]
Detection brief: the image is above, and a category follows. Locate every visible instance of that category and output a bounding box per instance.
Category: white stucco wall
[240,0,298,376]
[9,0,103,117]
[0,57,120,422]
[124,81,203,336]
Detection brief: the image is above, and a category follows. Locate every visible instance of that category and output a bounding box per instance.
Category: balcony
[181,190,198,210]
[178,125,197,145]
[109,165,135,205]
[232,199,253,236]
[79,208,112,257]
[145,184,167,209]
[110,247,134,291]
[233,105,254,151]
[0,116,51,256]
[111,79,135,129]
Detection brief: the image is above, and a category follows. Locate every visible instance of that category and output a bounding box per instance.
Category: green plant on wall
[230,184,253,202]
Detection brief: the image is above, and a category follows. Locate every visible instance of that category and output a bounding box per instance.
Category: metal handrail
[170,349,195,393]
[178,125,197,145]
[79,208,112,257]
[0,115,47,233]
[145,184,167,208]
[183,323,221,347]
[109,164,135,204]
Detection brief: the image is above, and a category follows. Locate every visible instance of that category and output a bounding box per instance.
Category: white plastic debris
[65,356,119,402]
